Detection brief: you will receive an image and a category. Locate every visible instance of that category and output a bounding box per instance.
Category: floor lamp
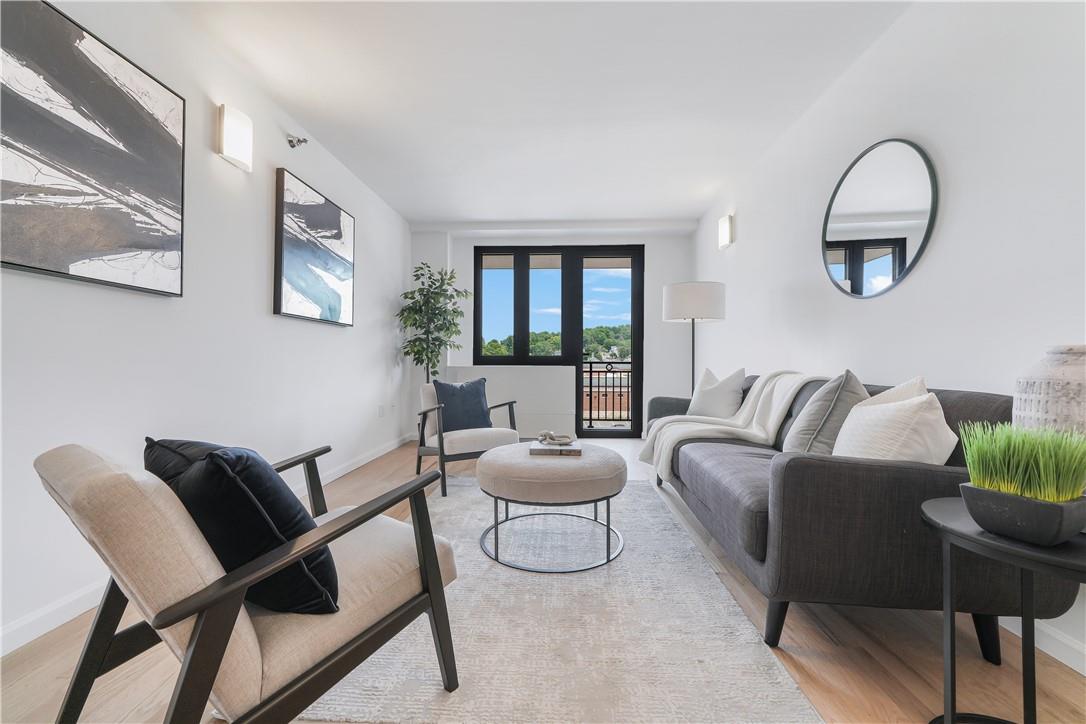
[663,281,726,393]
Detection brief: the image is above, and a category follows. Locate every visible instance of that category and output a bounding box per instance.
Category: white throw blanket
[639,370,823,482]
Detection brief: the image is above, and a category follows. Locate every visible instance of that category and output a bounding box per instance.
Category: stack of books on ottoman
[530,432,582,456]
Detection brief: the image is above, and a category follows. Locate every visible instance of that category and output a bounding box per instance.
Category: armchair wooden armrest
[487,400,517,429]
[272,445,333,517]
[151,470,441,629]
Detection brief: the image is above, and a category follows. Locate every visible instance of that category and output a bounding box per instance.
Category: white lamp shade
[218,105,253,172]
[663,281,726,321]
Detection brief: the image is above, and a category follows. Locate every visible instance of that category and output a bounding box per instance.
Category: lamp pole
[690,318,696,394]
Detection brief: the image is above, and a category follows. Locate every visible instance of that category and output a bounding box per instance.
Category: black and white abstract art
[1,1,184,295]
[274,169,355,326]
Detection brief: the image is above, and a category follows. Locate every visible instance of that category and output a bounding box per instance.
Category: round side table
[921,498,1086,724]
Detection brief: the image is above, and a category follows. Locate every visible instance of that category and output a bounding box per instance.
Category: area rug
[301,476,820,723]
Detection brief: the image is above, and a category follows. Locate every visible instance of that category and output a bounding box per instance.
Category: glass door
[577,250,643,437]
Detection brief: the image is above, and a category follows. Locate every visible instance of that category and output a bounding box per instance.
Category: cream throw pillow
[832,377,959,465]
[687,368,745,419]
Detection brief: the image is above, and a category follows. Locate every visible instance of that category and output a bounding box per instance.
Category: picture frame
[274,168,355,326]
[0,0,185,296]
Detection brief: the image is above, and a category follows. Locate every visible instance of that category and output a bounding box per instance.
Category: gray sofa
[648,375,1080,663]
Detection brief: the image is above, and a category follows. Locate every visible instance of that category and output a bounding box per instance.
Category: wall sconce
[718,213,735,249]
[217,105,253,172]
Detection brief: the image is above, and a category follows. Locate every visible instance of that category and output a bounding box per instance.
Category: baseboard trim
[2,434,418,658]
[1,580,105,656]
[1000,617,1086,675]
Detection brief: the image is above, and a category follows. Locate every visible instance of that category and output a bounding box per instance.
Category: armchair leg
[163,591,245,724]
[656,475,663,487]
[764,600,789,647]
[57,580,128,724]
[409,490,459,692]
[438,456,448,497]
[415,452,422,475]
[972,613,1002,665]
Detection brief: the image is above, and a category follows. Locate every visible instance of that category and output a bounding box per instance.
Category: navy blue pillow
[433,378,492,432]
[144,438,338,614]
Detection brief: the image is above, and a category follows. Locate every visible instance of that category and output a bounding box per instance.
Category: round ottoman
[476,442,627,573]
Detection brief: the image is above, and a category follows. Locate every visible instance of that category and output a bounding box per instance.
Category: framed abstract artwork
[274,169,355,326]
[1,1,185,296]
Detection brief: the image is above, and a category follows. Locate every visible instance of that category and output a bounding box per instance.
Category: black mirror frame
[821,138,938,300]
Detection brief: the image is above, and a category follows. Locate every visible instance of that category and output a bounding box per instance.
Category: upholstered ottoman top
[476,442,627,504]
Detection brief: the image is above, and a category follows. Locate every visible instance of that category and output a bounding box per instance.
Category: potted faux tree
[396,262,471,382]
[959,422,1086,546]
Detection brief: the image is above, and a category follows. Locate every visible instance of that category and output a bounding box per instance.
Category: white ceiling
[179,2,908,224]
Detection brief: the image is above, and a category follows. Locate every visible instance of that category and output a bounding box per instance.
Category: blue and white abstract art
[274,169,354,326]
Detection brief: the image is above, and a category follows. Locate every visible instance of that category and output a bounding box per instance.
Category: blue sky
[481,268,631,341]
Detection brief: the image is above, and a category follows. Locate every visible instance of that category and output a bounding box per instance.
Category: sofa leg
[656,475,663,487]
[439,457,448,497]
[764,600,789,647]
[972,613,1002,665]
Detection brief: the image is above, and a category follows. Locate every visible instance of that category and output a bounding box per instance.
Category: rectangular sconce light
[218,105,253,172]
[718,213,734,249]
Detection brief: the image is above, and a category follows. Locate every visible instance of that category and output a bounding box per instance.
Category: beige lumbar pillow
[832,377,959,465]
[783,370,870,455]
[687,367,745,419]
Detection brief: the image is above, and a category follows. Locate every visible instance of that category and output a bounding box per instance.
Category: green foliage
[480,325,630,360]
[529,331,561,356]
[961,422,1086,503]
[582,324,631,361]
[483,336,512,356]
[396,263,471,381]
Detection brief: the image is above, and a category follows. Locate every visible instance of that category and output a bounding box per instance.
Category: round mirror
[822,139,937,298]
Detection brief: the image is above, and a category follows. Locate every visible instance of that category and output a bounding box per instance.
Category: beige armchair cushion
[34,445,262,720]
[426,427,519,455]
[250,508,457,698]
[420,383,440,439]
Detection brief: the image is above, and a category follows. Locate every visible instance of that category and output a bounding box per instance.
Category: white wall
[0,2,413,653]
[441,234,694,431]
[692,3,1085,672]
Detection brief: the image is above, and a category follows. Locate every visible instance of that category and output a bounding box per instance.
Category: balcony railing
[582,360,632,429]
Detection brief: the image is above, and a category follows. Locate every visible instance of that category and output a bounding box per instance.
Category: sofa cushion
[427,427,519,455]
[676,442,775,561]
[783,370,869,454]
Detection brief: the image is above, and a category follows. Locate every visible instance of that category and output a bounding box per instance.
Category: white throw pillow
[833,381,958,465]
[687,368,745,419]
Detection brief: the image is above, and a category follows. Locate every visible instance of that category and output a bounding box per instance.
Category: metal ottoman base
[479,495,624,573]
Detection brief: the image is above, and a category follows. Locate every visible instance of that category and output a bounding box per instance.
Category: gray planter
[960,483,1086,547]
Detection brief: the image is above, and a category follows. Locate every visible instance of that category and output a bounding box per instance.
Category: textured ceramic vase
[1013,345,1086,433]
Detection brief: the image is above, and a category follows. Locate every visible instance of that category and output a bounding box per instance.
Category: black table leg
[493,496,499,562]
[943,539,957,724]
[930,539,1016,724]
[1021,568,1036,724]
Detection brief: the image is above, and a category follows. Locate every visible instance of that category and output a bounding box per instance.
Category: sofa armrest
[764,453,1078,617]
[765,452,969,606]
[647,396,690,423]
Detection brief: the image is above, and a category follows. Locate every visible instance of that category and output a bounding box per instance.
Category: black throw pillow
[433,377,492,432]
[144,438,338,614]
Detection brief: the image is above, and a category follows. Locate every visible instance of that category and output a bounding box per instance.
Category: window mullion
[513,250,531,360]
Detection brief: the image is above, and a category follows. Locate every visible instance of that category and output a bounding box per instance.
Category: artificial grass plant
[960,422,1086,503]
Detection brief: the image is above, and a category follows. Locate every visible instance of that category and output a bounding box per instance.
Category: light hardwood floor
[2,439,1083,723]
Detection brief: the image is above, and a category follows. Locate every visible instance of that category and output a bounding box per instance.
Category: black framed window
[825,238,906,297]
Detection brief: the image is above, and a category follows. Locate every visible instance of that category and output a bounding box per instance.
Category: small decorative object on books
[274,169,354,325]
[1014,345,1085,433]
[531,431,581,456]
[959,422,1086,546]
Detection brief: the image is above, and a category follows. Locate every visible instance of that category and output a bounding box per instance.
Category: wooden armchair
[417,382,519,496]
[35,444,457,724]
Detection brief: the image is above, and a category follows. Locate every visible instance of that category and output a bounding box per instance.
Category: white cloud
[534,307,562,315]
[591,287,625,293]
[585,312,631,322]
[585,268,631,279]
[866,275,892,293]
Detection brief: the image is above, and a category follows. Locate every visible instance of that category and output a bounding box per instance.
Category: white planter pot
[1013,345,1086,432]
